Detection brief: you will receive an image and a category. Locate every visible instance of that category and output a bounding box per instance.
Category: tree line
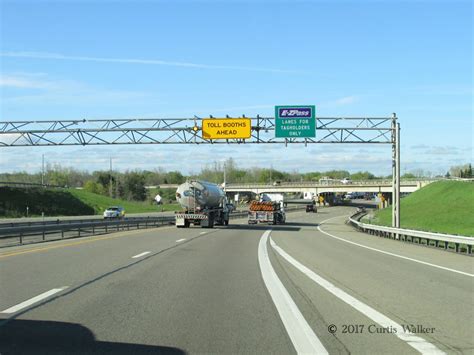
[0,159,471,202]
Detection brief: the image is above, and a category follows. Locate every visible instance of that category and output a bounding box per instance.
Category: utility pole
[41,154,45,186]
[109,157,113,198]
[223,162,227,192]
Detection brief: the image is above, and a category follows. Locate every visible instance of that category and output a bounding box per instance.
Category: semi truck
[248,200,286,225]
[175,180,231,228]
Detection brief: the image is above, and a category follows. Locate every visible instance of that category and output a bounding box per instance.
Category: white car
[103,206,125,219]
[341,178,352,184]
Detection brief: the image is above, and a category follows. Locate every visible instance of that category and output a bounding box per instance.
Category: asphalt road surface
[0,206,472,354]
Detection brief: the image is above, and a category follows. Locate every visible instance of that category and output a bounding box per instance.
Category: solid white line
[270,237,445,355]
[132,251,151,258]
[176,238,186,243]
[1,287,68,314]
[258,230,328,354]
[200,232,207,235]
[317,216,474,278]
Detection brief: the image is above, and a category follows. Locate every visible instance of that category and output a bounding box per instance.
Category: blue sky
[0,0,472,176]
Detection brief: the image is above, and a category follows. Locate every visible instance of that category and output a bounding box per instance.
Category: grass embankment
[68,189,180,214]
[0,186,180,218]
[368,181,474,236]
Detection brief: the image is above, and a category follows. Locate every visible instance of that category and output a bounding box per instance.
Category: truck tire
[207,218,214,228]
[177,220,190,228]
[203,214,214,228]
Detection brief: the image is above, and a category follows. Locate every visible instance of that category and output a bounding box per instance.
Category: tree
[83,180,104,195]
[123,172,147,201]
[350,171,375,180]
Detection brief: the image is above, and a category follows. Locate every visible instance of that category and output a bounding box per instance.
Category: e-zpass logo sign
[278,107,312,118]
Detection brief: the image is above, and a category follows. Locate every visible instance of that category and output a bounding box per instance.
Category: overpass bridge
[224,179,436,195]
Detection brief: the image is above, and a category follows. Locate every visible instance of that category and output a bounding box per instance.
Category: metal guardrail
[0,216,176,246]
[349,211,473,255]
[0,206,305,247]
[0,181,67,188]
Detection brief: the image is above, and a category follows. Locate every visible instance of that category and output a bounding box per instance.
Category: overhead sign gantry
[0,111,401,229]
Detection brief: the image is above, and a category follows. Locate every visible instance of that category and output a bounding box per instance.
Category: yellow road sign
[202,118,251,139]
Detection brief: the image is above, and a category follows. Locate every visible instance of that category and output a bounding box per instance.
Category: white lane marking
[132,251,151,259]
[200,232,207,235]
[318,215,474,278]
[270,237,445,355]
[1,287,68,314]
[258,230,328,354]
[176,238,186,243]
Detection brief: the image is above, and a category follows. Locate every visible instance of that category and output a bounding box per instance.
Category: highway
[0,206,472,354]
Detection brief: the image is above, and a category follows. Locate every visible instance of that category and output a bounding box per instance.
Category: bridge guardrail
[348,211,473,255]
[226,179,436,188]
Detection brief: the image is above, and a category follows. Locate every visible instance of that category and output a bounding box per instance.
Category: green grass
[0,187,95,217]
[68,189,180,214]
[0,186,180,218]
[367,181,474,236]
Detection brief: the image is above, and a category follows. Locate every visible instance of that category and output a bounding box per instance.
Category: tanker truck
[175,180,231,228]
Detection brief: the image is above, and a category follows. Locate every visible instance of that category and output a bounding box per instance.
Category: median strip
[1,287,68,314]
[269,237,445,355]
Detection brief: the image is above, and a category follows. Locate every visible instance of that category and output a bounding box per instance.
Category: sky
[0,0,472,177]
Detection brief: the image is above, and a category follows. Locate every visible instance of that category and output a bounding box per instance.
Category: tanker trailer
[175,180,230,228]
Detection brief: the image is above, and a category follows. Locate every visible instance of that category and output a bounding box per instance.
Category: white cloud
[1,73,157,107]
[1,51,304,74]
[332,96,358,105]
[319,96,359,108]
[0,75,53,89]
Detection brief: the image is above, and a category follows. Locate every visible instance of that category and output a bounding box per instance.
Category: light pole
[41,154,45,186]
[109,157,113,198]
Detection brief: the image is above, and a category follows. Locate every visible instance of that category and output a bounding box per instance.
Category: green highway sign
[275,105,316,138]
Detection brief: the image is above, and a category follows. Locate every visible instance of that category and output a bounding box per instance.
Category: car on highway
[103,206,125,219]
[305,204,317,213]
[341,177,352,184]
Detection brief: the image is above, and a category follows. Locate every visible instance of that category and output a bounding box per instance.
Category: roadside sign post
[275,105,316,138]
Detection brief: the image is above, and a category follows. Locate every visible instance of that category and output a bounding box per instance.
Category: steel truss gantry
[0,116,393,146]
[0,114,400,228]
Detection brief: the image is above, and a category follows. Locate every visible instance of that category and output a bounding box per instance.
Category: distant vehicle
[273,180,281,186]
[345,192,364,200]
[364,192,374,200]
[306,204,317,213]
[103,206,125,219]
[341,177,352,184]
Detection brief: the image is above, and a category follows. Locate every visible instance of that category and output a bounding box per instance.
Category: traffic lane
[320,214,473,275]
[267,237,418,355]
[271,212,474,353]
[0,223,226,312]
[0,224,295,354]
